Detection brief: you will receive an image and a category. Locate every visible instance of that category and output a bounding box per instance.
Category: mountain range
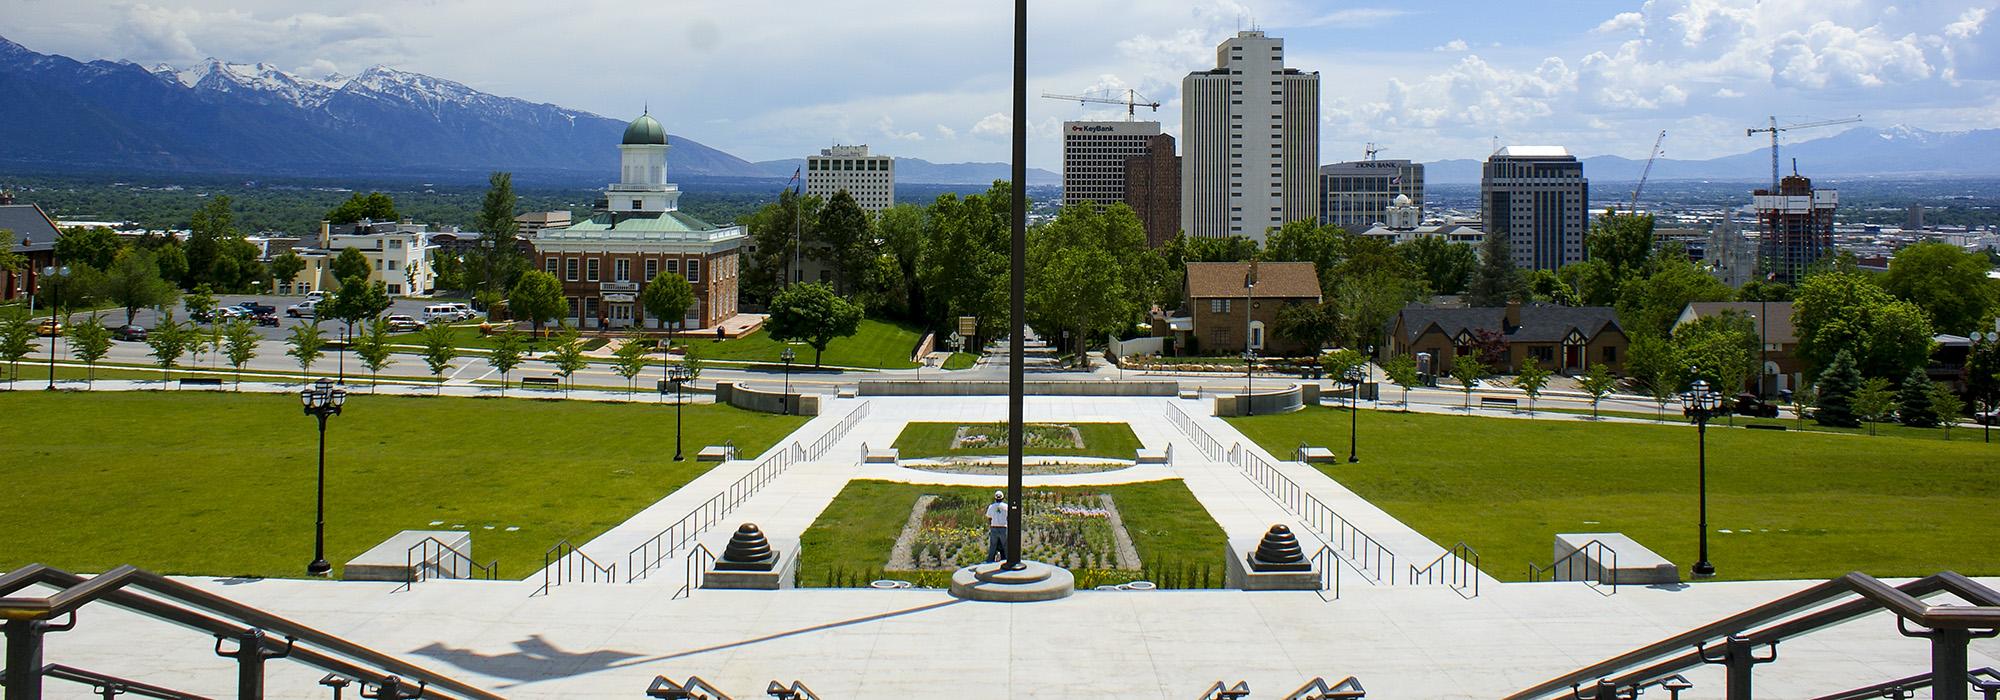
[1414,125,2000,185]
[0,36,1057,186]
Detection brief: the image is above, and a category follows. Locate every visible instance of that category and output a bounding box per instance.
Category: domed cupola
[622,112,667,146]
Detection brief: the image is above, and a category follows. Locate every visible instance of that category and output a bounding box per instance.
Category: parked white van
[420,304,462,324]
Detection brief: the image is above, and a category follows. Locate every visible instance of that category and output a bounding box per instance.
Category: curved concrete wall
[714,382,820,416]
[857,380,1179,397]
[1213,383,1312,416]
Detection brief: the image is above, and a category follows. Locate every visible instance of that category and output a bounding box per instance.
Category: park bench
[1478,396,1519,409]
[1295,443,1338,464]
[521,376,561,389]
[696,442,737,462]
[1745,424,1789,431]
[177,377,225,390]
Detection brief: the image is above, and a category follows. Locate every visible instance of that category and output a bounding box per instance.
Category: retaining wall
[857,380,1179,397]
[714,381,820,416]
[1213,383,1313,416]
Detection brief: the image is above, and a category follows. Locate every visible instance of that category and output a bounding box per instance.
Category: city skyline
[0,0,1992,170]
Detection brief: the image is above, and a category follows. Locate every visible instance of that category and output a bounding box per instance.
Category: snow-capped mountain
[1423,125,2000,184]
[0,36,760,180]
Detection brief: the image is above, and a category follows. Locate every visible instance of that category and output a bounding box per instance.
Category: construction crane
[1746,115,1861,192]
[1040,89,1161,120]
[1628,130,1666,214]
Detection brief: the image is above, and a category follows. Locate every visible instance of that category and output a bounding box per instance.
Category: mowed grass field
[797,479,1227,588]
[1227,406,2000,582]
[702,318,924,369]
[0,391,809,579]
[891,422,1143,459]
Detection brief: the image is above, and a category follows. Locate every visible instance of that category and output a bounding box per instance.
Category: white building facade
[1480,146,1589,272]
[1180,31,1319,242]
[806,145,895,212]
[1061,121,1161,209]
[283,220,437,296]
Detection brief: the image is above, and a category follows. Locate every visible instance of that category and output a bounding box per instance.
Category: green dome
[622,113,666,146]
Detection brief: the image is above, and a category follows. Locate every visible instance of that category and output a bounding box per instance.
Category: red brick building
[1,200,61,302]
[1122,134,1180,248]
[1157,261,1322,356]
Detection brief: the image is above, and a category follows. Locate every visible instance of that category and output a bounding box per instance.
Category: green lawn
[940,352,977,370]
[0,392,809,579]
[1532,405,1986,442]
[1227,406,2000,582]
[702,318,923,369]
[797,479,1226,588]
[892,422,1142,459]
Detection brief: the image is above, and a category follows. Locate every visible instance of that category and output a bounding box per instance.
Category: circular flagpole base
[948,560,1075,602]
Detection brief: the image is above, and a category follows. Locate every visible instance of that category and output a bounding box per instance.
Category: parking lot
[79,295,477,341]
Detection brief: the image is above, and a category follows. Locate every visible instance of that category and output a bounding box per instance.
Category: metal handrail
[627,439,796,582]
[0,564,502,699]
[1507,571,2000,699]
[1409,542,1482,599]
[537,538,616,596]
[1528,539,1617,596]
[1312,545,1341,603]
[766,680,823,700]
[647,675,735,700]
[1165,405,1225,461]
[1811,672,1933,700]
[1197,680,1252,700]
[404,536,498,586]
[1231,442,1397,585]
[675,544,717,600]
[39,663,212,699]
[1285,675,1366,700]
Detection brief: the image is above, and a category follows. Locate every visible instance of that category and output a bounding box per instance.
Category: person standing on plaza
[985,491,1010,563]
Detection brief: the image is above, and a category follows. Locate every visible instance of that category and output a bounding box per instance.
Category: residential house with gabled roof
[1155,261,1322,356]
[1384,301,1627,377]
[1,198,61,302]
[1677,301,1797,395]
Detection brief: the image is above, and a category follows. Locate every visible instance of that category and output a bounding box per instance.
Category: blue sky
[3,0,1993,168]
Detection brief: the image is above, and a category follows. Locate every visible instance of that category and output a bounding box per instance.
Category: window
[1209,299,1231,314]
[586,258,600,282]
[388,284,401,295]
[545,258,559,275]
[584,297,599,320]
[387,260,399,271]
[566,297,579,317]
[666,259,680,274]
[631,199,643,209]
[1604,346,1618,363]
[645,259,658,280]
[686,258,700,283]
[615,258,630,282]
[565,258,579,281]
[389,240,402,249]
[375,260,384,270]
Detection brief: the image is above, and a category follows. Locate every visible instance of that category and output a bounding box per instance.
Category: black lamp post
[780,347,796,415]
[41,265,67,391]
[1243,263,1257,415]
[1346,364,1363,463]
[1680,375,1722,578]
[300,377,347,577]
[669,364,691,461]
[1242,349,1257,416]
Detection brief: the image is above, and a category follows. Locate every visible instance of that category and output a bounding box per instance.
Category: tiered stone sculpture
[716,524,777,571]
[1249,525,1311,572]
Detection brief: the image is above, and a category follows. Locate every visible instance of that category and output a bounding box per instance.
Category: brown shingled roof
[1185,261,1321,300]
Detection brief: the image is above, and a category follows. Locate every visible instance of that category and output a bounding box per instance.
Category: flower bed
[887,491,1141,572]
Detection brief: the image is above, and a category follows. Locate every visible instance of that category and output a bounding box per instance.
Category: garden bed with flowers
[891,422,1142,459]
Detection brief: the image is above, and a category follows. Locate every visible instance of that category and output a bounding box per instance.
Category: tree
[680,337,705,384]
[875,203,928,319]
[915,186,1008,337]
[56,226,123,270]
[352,319,397,391]
[1466,328,1509,369]
[488,329,527,396]
[1577,363,1618,419]
[543,327,589,396]
[1585,211,1656,282]
[508,270,566,338]
[326,192,399,225]
[184,196,238,288]
[1261,220,1345,292]
[742,189,822,304]
[0,312,38,389]
[612,330,653,397]
[1450,356,1486,412]
[417,321,460,395]
[1881,241,1996,335]
[1319,347,1369,396]
[1794,270,1934,381]
[1967,339,2000,424]
[1397,235,1476,297]
[642,271,695,337]
[145,313,192,384]
[1737,279,1792,302]
[1515,357,1551,417]
[1557,259,1621,307]
[328,278,390,371]
[149,240,189,285]
[183,284,217,323]
[1275,301,1343,355]
[1626,333,1687,420]
[0,231,21,277]
[268,252,306,292]
[1674,310,1757,395]
[813,189,874,295]
[285,320,327,382]
[1615,257,1734,339]
[1897,366,1936,428]
[1332,269,1427,350]
[1931,383,1965,440]
[1526,269,1581,306]
[1382,353,1419,410]
[101,248,179,325]
[1853,377,1897,436]
[473,172,527,294]
[222,319,258,390]
[330,248,371,288]
[766,282,862,367]
[1813,349,1862,428]
[68,314,112,388]
[1466,229,1523,307]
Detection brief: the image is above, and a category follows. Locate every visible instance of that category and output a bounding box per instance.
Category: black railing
[1197,681,1252,700]
[802,400,871,461]
[0,564,501,700]
[646,675,734,699]
[1166,406,1225,461]
[1313,545,1341,603]
[1509,572,2000,700]
[1231,444,1397,585]
[1286,676,1366,699]
[536,538,616,596]
[1409,541,1482,599]
[404,536,497,587]
[36,663,209,699]
[766,680,823,700]
[628,424,819,582]
[674,544,716,601]
[1529,539,1617,596]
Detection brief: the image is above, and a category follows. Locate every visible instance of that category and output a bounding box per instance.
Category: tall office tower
[1481,146,1589,271]
[1061,121,1161,208]
[1754,174,1837,284]
[1180,31,1319,242]
[1122,133,1181,247]
[805,145,895,212]
[1318,159,1424,230]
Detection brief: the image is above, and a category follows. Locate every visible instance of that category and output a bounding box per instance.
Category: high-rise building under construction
[1753,174,1836,283]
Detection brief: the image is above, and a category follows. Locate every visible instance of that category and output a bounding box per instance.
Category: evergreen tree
[1813,349,1862,428]
[1466,230,1522,307]
[1853,377,1897,436]
[1897,366,1937,427]
[474,172,526,293]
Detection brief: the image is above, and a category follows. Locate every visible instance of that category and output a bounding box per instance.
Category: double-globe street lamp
[300,378,348,577]
[668,364,692,461]
[41,265,68,391]
[779,347,796,416]
[1679,375,1724,579]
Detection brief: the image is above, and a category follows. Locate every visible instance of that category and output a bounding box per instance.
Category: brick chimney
[0,191,14,206]
[318,220,331,248]
[1504,300,1522,330]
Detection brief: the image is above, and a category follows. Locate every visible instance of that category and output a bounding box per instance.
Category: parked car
[1733,392,1780,418]
[1976,409,2000,426]
[286,300,318,318]
[234,302,276,316]
[252,312,280,327]
[113,324,149,341]
[444,302,476,320]
[35,319,62,337]
[421,304,463,324]
[304,290,327,302]
[385,315,422,332]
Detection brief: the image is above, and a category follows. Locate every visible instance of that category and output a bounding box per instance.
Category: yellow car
[35,319,62,337]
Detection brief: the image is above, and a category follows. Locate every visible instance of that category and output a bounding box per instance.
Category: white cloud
[1593,12,1644,35]
[1433,39,1468,53]
[934,124,957,140]
[1293,8,1408,28]
[971,113,1011,137]
[1944,7,1987,38]
[877,115,923,142]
